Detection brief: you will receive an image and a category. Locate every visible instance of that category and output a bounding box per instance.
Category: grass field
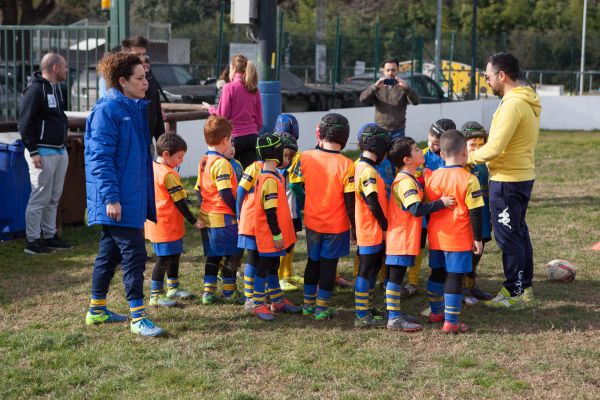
[1,130,600,399]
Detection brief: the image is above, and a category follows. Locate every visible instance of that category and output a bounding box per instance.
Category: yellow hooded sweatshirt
[468,86,541,182]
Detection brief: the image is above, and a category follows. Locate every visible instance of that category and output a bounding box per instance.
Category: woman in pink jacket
[208,54,262,168]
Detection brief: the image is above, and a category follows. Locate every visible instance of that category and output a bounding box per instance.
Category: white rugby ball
[545,259,576,282]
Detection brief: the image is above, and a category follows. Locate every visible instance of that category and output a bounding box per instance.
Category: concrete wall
[176,96,600,177]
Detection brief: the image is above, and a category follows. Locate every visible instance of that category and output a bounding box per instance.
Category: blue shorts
[385,254,415,267]
[428,249,472,273]
[152,239,183,256]
[201,225,239,257]
[306,228,350,261]
[358,242,384,255]
[237,234,257,250]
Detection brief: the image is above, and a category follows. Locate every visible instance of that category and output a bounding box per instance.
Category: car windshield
[152,65,194,86]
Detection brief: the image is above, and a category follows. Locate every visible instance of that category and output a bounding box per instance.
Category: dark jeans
[489,180,534,296]
[233,134,258,169]
[91,225,147,301]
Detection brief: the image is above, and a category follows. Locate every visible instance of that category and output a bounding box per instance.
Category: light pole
[579,0,588,96]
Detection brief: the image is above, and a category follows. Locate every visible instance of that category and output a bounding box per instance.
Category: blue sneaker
[85,309,128,325]
[130,317,164,337]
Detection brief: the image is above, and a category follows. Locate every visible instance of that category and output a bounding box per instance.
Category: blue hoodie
[84,88,156,229]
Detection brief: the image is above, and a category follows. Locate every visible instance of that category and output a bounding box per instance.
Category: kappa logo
[498,207,511,230]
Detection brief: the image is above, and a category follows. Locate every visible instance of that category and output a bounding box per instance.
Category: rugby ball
[545,259,576,282]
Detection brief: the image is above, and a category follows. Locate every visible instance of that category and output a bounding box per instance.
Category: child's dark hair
[156,133,187,156]
[204,115,232,146]
[440,129,466,157]
[429,118,456,138]
[387,137,416,169]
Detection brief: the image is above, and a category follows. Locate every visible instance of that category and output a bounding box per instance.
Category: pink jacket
[209,73,263,137]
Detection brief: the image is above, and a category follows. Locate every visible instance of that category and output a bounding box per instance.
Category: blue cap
[274,114,299,140]
[357,122,381,140]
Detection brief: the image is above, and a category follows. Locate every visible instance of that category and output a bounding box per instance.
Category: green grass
[2,130,600,399]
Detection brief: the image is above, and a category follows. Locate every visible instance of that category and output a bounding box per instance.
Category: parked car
[151,63,216,104]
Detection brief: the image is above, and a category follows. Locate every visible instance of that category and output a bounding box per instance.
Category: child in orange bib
[145,133,203,307]
[425,130,484,334]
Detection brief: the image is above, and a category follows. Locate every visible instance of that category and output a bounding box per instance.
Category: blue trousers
[489,180,534,296]
[91,225,147,301]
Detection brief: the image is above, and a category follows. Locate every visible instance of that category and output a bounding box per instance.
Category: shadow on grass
[530,195,599,209]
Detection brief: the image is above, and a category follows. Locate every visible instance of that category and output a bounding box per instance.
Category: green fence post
[216,0,225,78]
[374,19,381,80]
[276,9,284,81]
[332,16,341,107]
[449,31,455,101]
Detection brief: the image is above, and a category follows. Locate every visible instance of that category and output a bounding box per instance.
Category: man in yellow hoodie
[468,52,541,310]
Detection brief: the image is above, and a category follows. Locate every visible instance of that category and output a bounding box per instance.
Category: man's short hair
[488,52,520,81]
[121,35,149,50]
[382,58,399,67]
[440,129,466,157]
[388,137,416,169]
[156,133,187,156]
[40,53,65,71]
[204,115,232,146]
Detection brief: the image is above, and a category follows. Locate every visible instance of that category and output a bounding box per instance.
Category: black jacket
[18,72,68,156]
[146,70,165,141]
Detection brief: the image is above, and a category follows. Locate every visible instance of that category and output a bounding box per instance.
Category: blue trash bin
[258,81,282,134]
[0,139,31,241]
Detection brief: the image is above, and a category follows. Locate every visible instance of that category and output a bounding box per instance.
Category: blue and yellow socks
[267,274,284,303]
[204,275,218,295]
[89,296,107,315]
[304,283,317,308]
[150,280,164,297]
[222,277,236,298]
[385,281,403,320]
[243,264,256,302]
[129,298,145,322]
[166,277,179,290]
[444,293,463,324]
[427,280,445,314]
[253,275,267,306]
[316,288,332,314]
[354,276,370,318]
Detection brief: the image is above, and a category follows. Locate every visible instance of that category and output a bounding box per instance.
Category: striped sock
[444,293,463,324]
[203,275,218,294]
[129,298,145,322]
[267,274,284,303]
[243,264,256,302]
[89,297,107,315]
[222,277,236,298]
[150,280,164,297]
[354,276,370,318]
[253,275,267,306]
[385,281,403,320]
[166,277,179,289]
[304,283,317,307]
[316,288,332,314]
[427,280,445,314]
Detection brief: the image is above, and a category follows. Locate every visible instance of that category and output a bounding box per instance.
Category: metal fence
[0,25,108,121]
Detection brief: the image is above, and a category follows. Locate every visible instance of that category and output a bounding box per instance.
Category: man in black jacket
[19,53,72,254]
[120,35,165,145]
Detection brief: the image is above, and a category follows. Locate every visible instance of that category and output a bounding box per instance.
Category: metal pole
[315,0,326,83]
[332,16,341,102]
[276,9,284,81]
[216,0,225,78]
[257,0,277,82]
[579,0,588,95]
[470,0,477,100]
[410,25,415,83]
[374,19,381,80]
[434,0,442,82]
[449,31,455,101]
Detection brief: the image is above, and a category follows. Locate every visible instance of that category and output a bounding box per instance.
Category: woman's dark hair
[97,52,143,92]
[488,52,520,81]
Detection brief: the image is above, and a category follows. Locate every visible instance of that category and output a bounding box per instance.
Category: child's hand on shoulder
[441,196,455,208]
[473,240,483,255]
[274,238,284,250]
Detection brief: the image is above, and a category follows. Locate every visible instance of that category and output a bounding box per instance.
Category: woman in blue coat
[84,52,162,337]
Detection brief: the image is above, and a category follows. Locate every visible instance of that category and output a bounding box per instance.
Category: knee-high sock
[445,272,463,324]
[278,248,294,279]
[386,265,408,320]
[354,276,370,318]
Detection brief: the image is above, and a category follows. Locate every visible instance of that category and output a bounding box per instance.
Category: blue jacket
[84,88,156,229]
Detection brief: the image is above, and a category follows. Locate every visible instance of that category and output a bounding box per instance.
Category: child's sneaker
[302,304,316,316]
[484,287,525,310]
[335,275,353,289]
[244,299,255,312]
[522,287,536,304]
[149,295,177,307]
[428,312,445,323]
[166,287,195,300]
[85,309,128,325]
[369,307,386,321]
[387,316,423,332]
[202,293,215,305]
[354,314,386,328]
[279,279,299,292]
[130,317,164,337]
[223,291,245,305]
[401,283,418,298]
[314,308,335,321]
[463,289,479,306]
[442,321,469,334]
[271,298,301,313]
[471,286,494,301]
[253,304,274,321]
